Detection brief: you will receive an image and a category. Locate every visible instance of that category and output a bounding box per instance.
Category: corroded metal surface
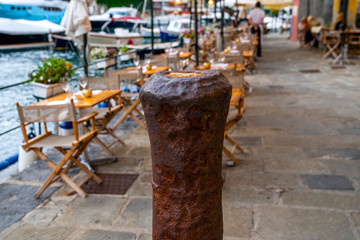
[140,70,232,240]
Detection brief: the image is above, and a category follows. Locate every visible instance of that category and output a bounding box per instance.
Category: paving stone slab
[325,136,360,148]
[22,207,59,224]
[228,136,263,147]
[227,172,302,190]
[11,160,78,183]
[255,206,356,240]
[94,156,144,173]
[223,206,253,238]
[0,183,57,232]
[301,174,354,190]
[76,230,137,240]
[128,183,152,197]
[351,213,360,227]
[139,172,152,183]
[338,128,360,135]
[126,146,151,157]
[222,189,279,205]
[224,157,264,172]
[303,147,360,160]
[322,160,360,179]
[264,158,328,174]
[0,224,74,240]
[282,191,360,210]
[55,195,127,225]
[138,234,152,240]
[263,135,328,148]
[251,147,306,160]
[114,198,152,229]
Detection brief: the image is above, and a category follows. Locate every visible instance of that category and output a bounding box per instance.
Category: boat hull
[0,33,47,44]
[0,4,65,24]
[160,30,179,42]
[91,20,136,33]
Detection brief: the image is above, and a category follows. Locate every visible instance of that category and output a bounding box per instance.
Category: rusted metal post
[140,71,232,240]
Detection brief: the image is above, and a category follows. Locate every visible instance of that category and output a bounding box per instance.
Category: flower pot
[93,58,116,69]
[183,37,192,44]
[32,82,64,98]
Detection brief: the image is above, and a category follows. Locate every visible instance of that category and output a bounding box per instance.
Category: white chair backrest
[17,103,76,124]
[167,51,181,71]
[86,76,119,90]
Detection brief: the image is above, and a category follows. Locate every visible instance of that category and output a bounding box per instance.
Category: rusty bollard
[140,71,232,240]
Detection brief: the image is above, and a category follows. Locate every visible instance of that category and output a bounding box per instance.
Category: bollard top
[140,70,231,105]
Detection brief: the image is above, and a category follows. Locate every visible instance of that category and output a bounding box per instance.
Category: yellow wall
[332,0,359,26]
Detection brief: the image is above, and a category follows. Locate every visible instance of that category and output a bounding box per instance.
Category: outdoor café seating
[16,100,102,199]
[107,67,146,129]
[79,76,125,156]
[321,30,341,59]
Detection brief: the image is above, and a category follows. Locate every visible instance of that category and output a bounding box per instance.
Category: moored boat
[160,18,192,42]
[0,0,67,24]
[90,7,145,33]
[0,18,71,50]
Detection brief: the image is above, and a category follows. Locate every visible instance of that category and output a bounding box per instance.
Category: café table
[34,90,121,108]
[34,90,122,166]
[194,63,236,71]
[120,65,169,77]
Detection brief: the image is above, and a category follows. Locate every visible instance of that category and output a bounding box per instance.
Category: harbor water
[0,49,80,162]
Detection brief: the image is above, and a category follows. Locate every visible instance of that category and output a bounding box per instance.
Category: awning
[232,0,292,8]
[261,0,292,9]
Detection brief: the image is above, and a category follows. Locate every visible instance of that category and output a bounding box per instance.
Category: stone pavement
[1,34,360,240]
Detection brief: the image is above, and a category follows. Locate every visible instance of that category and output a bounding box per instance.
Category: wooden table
[194,63,236,71]
[34,90,121,108]
[120,66,169,77]
[161,52,192,59]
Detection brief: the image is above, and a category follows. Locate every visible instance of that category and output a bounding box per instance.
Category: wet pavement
[1,34,360,240]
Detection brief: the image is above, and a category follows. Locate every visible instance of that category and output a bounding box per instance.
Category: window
[10,6,14,10]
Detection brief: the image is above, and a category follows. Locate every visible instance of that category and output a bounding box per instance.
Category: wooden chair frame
[16,100,102,199]
[223,88,245,166]
[112,68,147,130]
[80,76,126,155]
[322,30,341,59]
[81,94,125,155]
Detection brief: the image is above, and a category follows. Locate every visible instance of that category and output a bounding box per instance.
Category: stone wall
[298,0,333,24]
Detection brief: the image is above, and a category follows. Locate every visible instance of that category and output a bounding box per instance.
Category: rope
[0,125,20,137]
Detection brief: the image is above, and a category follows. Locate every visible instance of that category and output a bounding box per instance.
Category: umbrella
[61,0,91,74]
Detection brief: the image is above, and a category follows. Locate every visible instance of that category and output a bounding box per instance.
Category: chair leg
[47,161,88,198]
[225,135,244,153]
[92,135,115,155]
[55,147,102,184]
[33,148,85,199]
[105,127,126,146]
[112,98,146,129]
[223,146,240,166]
[83,125,115,156]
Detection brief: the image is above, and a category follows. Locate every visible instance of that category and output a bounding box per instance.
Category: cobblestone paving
[1,34,360,239]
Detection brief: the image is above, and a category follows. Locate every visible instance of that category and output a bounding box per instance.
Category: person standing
[248,1,265,57]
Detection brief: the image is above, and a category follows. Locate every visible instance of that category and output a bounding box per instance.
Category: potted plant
[180,29,195,44]
[29,57,75,98]
[90,47,117,68]
[118,45,132,61]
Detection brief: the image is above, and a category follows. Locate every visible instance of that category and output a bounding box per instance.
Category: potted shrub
[90,47,117,68]
[29,57,75,98]
[180,29,195,44]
